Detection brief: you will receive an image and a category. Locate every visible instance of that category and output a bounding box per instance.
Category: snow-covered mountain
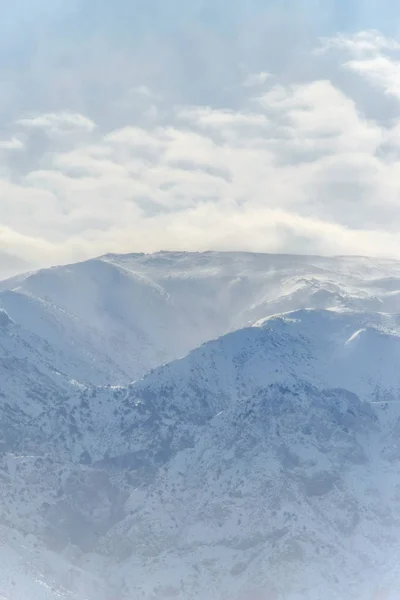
[1,251,400,385]
[2,252,400,599]
[0,535,76,600]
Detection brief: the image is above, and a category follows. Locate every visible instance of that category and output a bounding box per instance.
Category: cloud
[17,112,96,135]
[179,106,269,129]
[242,72,271,88]
[320,30,400,101]
[346,55,400,100]
[0,137,24,150]
[2,29,400,269]
[319,30,400,55]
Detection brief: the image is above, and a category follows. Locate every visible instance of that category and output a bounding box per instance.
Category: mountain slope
[2,251,400,385]
[3,252,400,598]
[15,308,400,466]
[2,307,400,599]
[89,311,400,599]
[0,525,76,600]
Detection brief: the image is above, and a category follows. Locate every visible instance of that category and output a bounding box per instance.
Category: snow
[0,538,75,600]
[2,251,400,598]
[1,251,400,386]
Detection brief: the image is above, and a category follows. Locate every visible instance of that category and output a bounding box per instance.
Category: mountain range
[1,251,400,599]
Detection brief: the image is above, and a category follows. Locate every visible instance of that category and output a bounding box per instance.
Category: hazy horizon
[4,246,400,282]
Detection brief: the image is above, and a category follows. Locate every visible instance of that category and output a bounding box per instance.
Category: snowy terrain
[1,251,400,385]
[2,252,400,599]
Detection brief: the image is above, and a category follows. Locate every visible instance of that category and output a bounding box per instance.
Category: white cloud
[179,106,269,129]
[17,112,96,135]
[4,31,400,267]
[0,137,25,150]
[346,55,400,99]
[105,126,165,151]
[319,30,400,56]
[320,30,400,100]
[258,80,383,153]
[242,72,271,88]
[0,137,24,150]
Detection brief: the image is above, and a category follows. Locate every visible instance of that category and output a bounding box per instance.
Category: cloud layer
[3,28,400,270]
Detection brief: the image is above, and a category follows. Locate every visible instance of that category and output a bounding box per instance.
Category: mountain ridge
[2,252,400,598]
[2,250,400,388]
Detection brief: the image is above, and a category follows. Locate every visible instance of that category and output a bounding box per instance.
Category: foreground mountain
[0,536,75,600]
[2,300,400,599]
[1,251,400,385]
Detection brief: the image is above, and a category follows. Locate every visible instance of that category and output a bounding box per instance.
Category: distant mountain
[2,301,400,599]
[1,251,400,386]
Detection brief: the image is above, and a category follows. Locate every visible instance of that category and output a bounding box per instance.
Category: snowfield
[1,252,400,599]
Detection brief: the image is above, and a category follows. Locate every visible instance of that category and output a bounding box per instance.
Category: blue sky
[2,1,400,274]
[4,0,399,42]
